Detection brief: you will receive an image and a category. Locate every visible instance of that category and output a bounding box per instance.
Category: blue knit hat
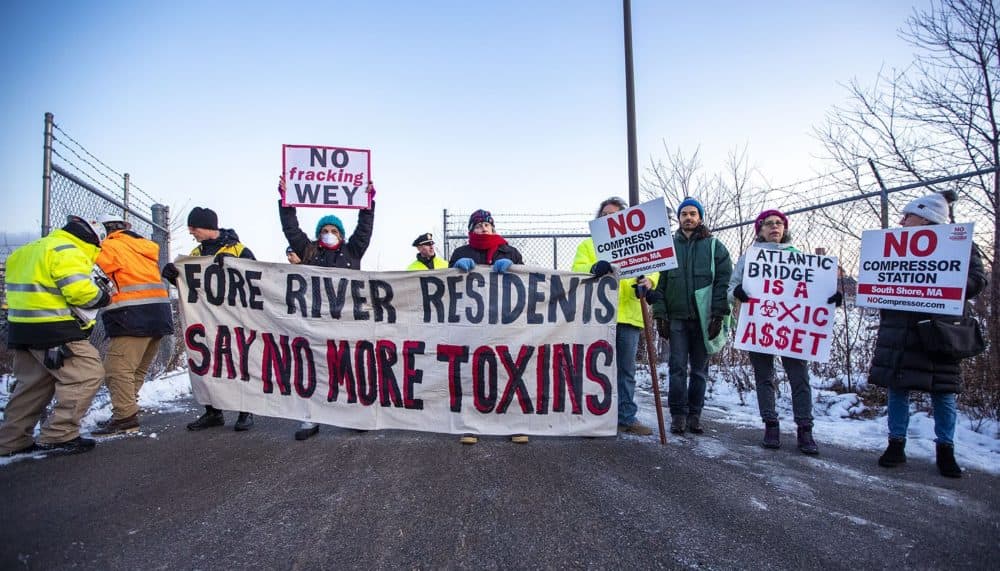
[315,214,345,238]
[677,197,704,219]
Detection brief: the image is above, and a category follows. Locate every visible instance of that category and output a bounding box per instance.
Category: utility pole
[623,0,639,207]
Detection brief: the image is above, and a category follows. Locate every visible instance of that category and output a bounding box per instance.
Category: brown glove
[708,316,723,339]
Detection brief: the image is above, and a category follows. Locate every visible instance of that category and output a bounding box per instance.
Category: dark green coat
[651,227,733,321]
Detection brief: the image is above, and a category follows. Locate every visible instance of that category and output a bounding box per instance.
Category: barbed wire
[50,147,121,197]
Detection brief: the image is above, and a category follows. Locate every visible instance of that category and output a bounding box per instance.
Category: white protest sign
[733,246,838,362]
[282,144,371,209]
[588,197,677,279]
[173,257,619,436]
[856,223,974,316]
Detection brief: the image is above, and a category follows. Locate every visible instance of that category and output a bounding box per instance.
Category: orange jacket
[96,230,168,308]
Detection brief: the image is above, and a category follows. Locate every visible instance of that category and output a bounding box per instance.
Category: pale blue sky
[1,0,925,269]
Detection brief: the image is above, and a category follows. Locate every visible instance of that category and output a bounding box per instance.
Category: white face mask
[320,233,340,247]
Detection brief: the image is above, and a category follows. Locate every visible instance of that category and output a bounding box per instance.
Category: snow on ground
[631,363,1000,475]
[2,364,999,474]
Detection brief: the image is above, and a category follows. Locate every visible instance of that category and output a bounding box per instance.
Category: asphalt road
[1,401,998,570]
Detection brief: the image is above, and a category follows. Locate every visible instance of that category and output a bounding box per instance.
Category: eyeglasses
[761,220,785,228]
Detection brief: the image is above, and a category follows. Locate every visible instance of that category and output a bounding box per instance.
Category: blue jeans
[668,319,708,417]
[887,389,957,444]
[616,324,641,426]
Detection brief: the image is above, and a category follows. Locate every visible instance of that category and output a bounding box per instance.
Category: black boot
[234,412,254,432]
[295,422,320,441]
[187,407,225,431]
[796,424,818,455]
[936,442,962,478]
[878,437,906,467]
[37,436,96,455]
[762,421,780,449]
[670,415,686,435]
[686,415,704,435]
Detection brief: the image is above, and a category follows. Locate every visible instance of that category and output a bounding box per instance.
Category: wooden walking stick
[639,296,667,445]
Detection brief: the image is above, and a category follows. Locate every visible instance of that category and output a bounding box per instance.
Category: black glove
[708,316,723,339]
[655,318,670,341]
[645,288,664,304]
[161,263,179,285]
[93,289,111,309]
[590,260,612,277]
[733,284,750,302]
[827,291,844,307]
[214,253,233,267]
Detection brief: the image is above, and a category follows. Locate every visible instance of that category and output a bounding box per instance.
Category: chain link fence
[442,168,997,419]
[0,113,174,380]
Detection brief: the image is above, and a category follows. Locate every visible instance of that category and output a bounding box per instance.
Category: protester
[407,233,447,270]
[869,191,986,478]
[651,197,732,435]
[91,214,174,436]
[162,206,256,432]
[573,196,660,436]
[279,178,376,440]
[729,209,842,454]
[0,216,111,456]
[450,209,526,444]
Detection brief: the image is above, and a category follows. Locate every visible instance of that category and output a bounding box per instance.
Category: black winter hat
[187,207,218,230]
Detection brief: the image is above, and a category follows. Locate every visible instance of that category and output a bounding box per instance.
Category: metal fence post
[152,204,170,269]
[41,112,54,236]
[552,237,558,269]
[868,158,889,229]
[442,209,449,261]
[123,173,130,222]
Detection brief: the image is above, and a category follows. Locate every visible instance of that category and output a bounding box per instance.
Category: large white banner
[174,257,619,436]
[282,144,371,209]
[733,247,838,362]
[588,197,677,278]
[856,223,974,316]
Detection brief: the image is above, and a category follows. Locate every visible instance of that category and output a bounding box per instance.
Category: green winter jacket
[650,227,732,321]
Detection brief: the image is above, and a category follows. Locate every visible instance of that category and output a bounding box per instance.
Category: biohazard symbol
[759,300,779,318]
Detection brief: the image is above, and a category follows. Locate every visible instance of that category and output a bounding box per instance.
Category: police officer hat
[412,233,434,247]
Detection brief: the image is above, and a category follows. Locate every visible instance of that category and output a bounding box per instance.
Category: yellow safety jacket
[406,256,448,271]
[571,238,658,329]
[5,228,104,348]
[191,243,245,257]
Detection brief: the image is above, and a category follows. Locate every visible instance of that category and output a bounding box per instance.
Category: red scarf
[468,232,507,263]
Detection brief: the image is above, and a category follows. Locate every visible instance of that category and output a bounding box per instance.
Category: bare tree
[816,0,999,418]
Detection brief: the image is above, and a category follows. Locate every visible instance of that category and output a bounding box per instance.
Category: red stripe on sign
[617,247,675,269]
[857,283,964,300]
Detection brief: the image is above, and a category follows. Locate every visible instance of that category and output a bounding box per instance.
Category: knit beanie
[187,207,218,230]
[468,209,494,231]
[596,196,628,218]
[902,192,950,225]
[754,209,789,234]
[315,214,345,238]
[677,197,704,219]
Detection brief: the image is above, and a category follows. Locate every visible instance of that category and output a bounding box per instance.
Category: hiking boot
[37,436,96,455]
[511,434,529,444]
[796,424,818,455]
[234,412,254,432]
[1,443,40,457]
[460,434,478,445]
[619,421,653,436]
[186,409,225,431]
[670,415,686,435]
[762,421,780,449]
[936,442,962,478]
[686,415,704,435]
[878,437,907,468]
[93,413,140,437]
[295,422,319,441]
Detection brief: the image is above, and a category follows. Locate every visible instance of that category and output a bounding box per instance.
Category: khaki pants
[0,340,105,453]
[104,336,161,420]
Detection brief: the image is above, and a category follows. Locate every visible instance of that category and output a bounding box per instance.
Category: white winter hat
[902,192,950,224]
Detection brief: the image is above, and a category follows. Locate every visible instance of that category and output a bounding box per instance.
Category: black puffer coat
[868,245,987,394]
[279,201,374,269]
